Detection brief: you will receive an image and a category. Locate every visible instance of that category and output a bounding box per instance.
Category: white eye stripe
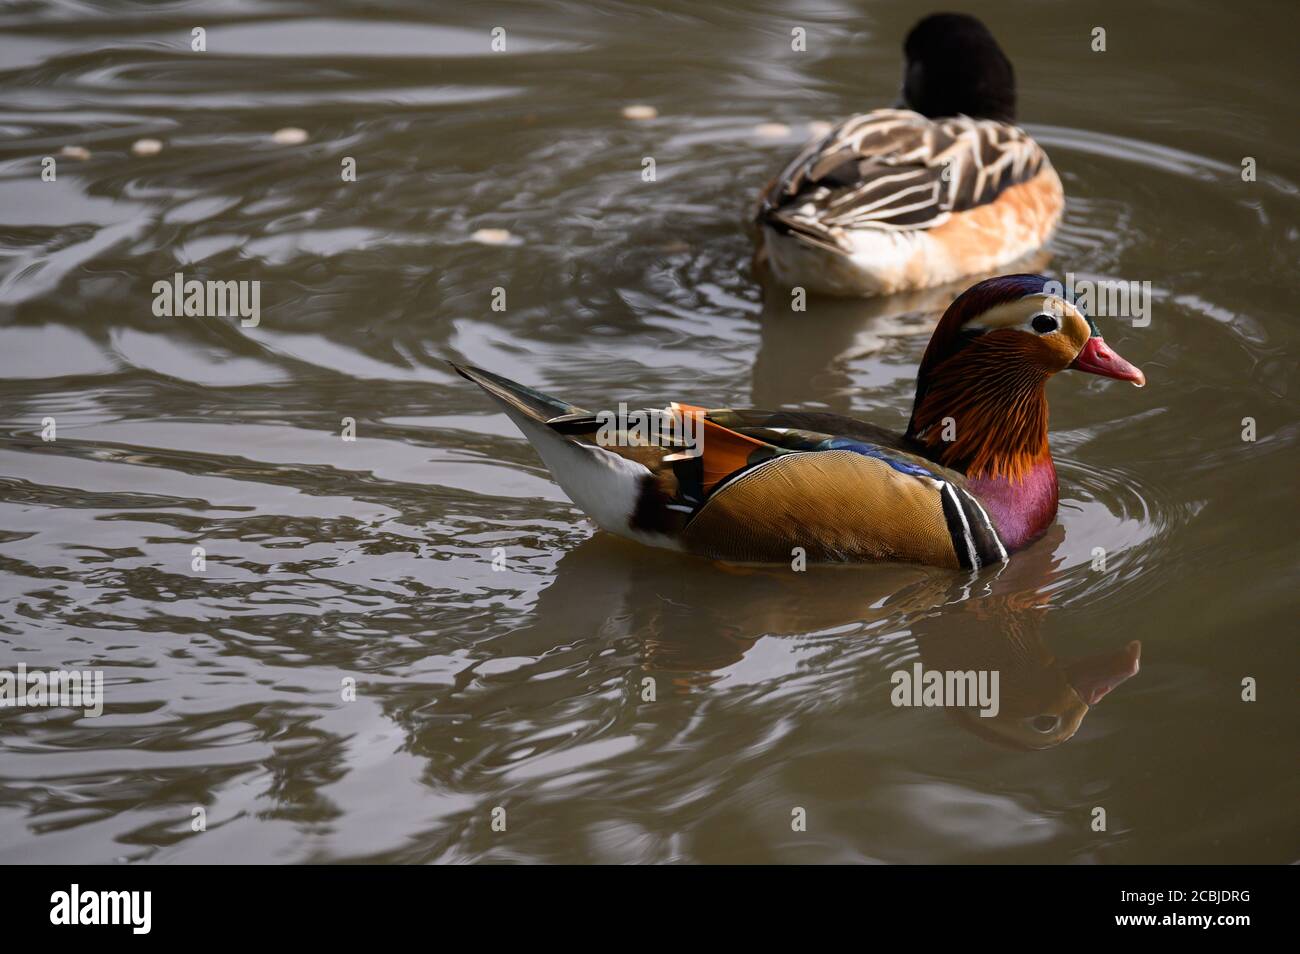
[964,294,1079,333]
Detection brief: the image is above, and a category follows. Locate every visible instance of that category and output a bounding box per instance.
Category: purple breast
[965,458,1059,551]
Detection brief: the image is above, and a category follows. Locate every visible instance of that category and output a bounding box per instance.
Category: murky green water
[0,0,1296,863]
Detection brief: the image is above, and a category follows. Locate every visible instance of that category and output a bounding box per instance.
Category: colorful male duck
[754,13,1063,296]
[452,275,1144,570]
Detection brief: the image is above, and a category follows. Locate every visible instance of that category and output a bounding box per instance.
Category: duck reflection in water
[752,252,1053,413]
[909,525,1141,750]
[483,521,1139,750]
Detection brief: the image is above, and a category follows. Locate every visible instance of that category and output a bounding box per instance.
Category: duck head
[905,275,1144,547]
[899,13,1017,122]
[944,640,1143,751]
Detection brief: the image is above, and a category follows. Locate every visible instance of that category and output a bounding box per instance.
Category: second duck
[755,13,1063,297]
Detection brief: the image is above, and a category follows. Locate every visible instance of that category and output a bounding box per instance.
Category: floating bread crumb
[471,228,514,246]
[272,127,309,145]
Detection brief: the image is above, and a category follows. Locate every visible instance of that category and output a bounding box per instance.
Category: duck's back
[756,109,1062,296]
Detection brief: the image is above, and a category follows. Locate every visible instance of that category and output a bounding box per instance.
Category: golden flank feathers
[681,450,964,567]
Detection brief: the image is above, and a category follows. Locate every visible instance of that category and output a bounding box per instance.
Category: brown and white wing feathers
[759,109,1050,246]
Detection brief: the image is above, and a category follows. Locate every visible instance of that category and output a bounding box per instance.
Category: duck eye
[1030,715,1060,733]
[1031,313,1059,334]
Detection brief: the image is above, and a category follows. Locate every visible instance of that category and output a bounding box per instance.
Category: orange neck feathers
[907,332,1052,482]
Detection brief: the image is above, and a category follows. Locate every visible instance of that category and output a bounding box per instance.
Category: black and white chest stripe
[939,482,1008,570]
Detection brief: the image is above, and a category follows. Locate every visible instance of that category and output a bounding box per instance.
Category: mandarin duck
[754,13,1063,297]
[452,274,1144,571]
